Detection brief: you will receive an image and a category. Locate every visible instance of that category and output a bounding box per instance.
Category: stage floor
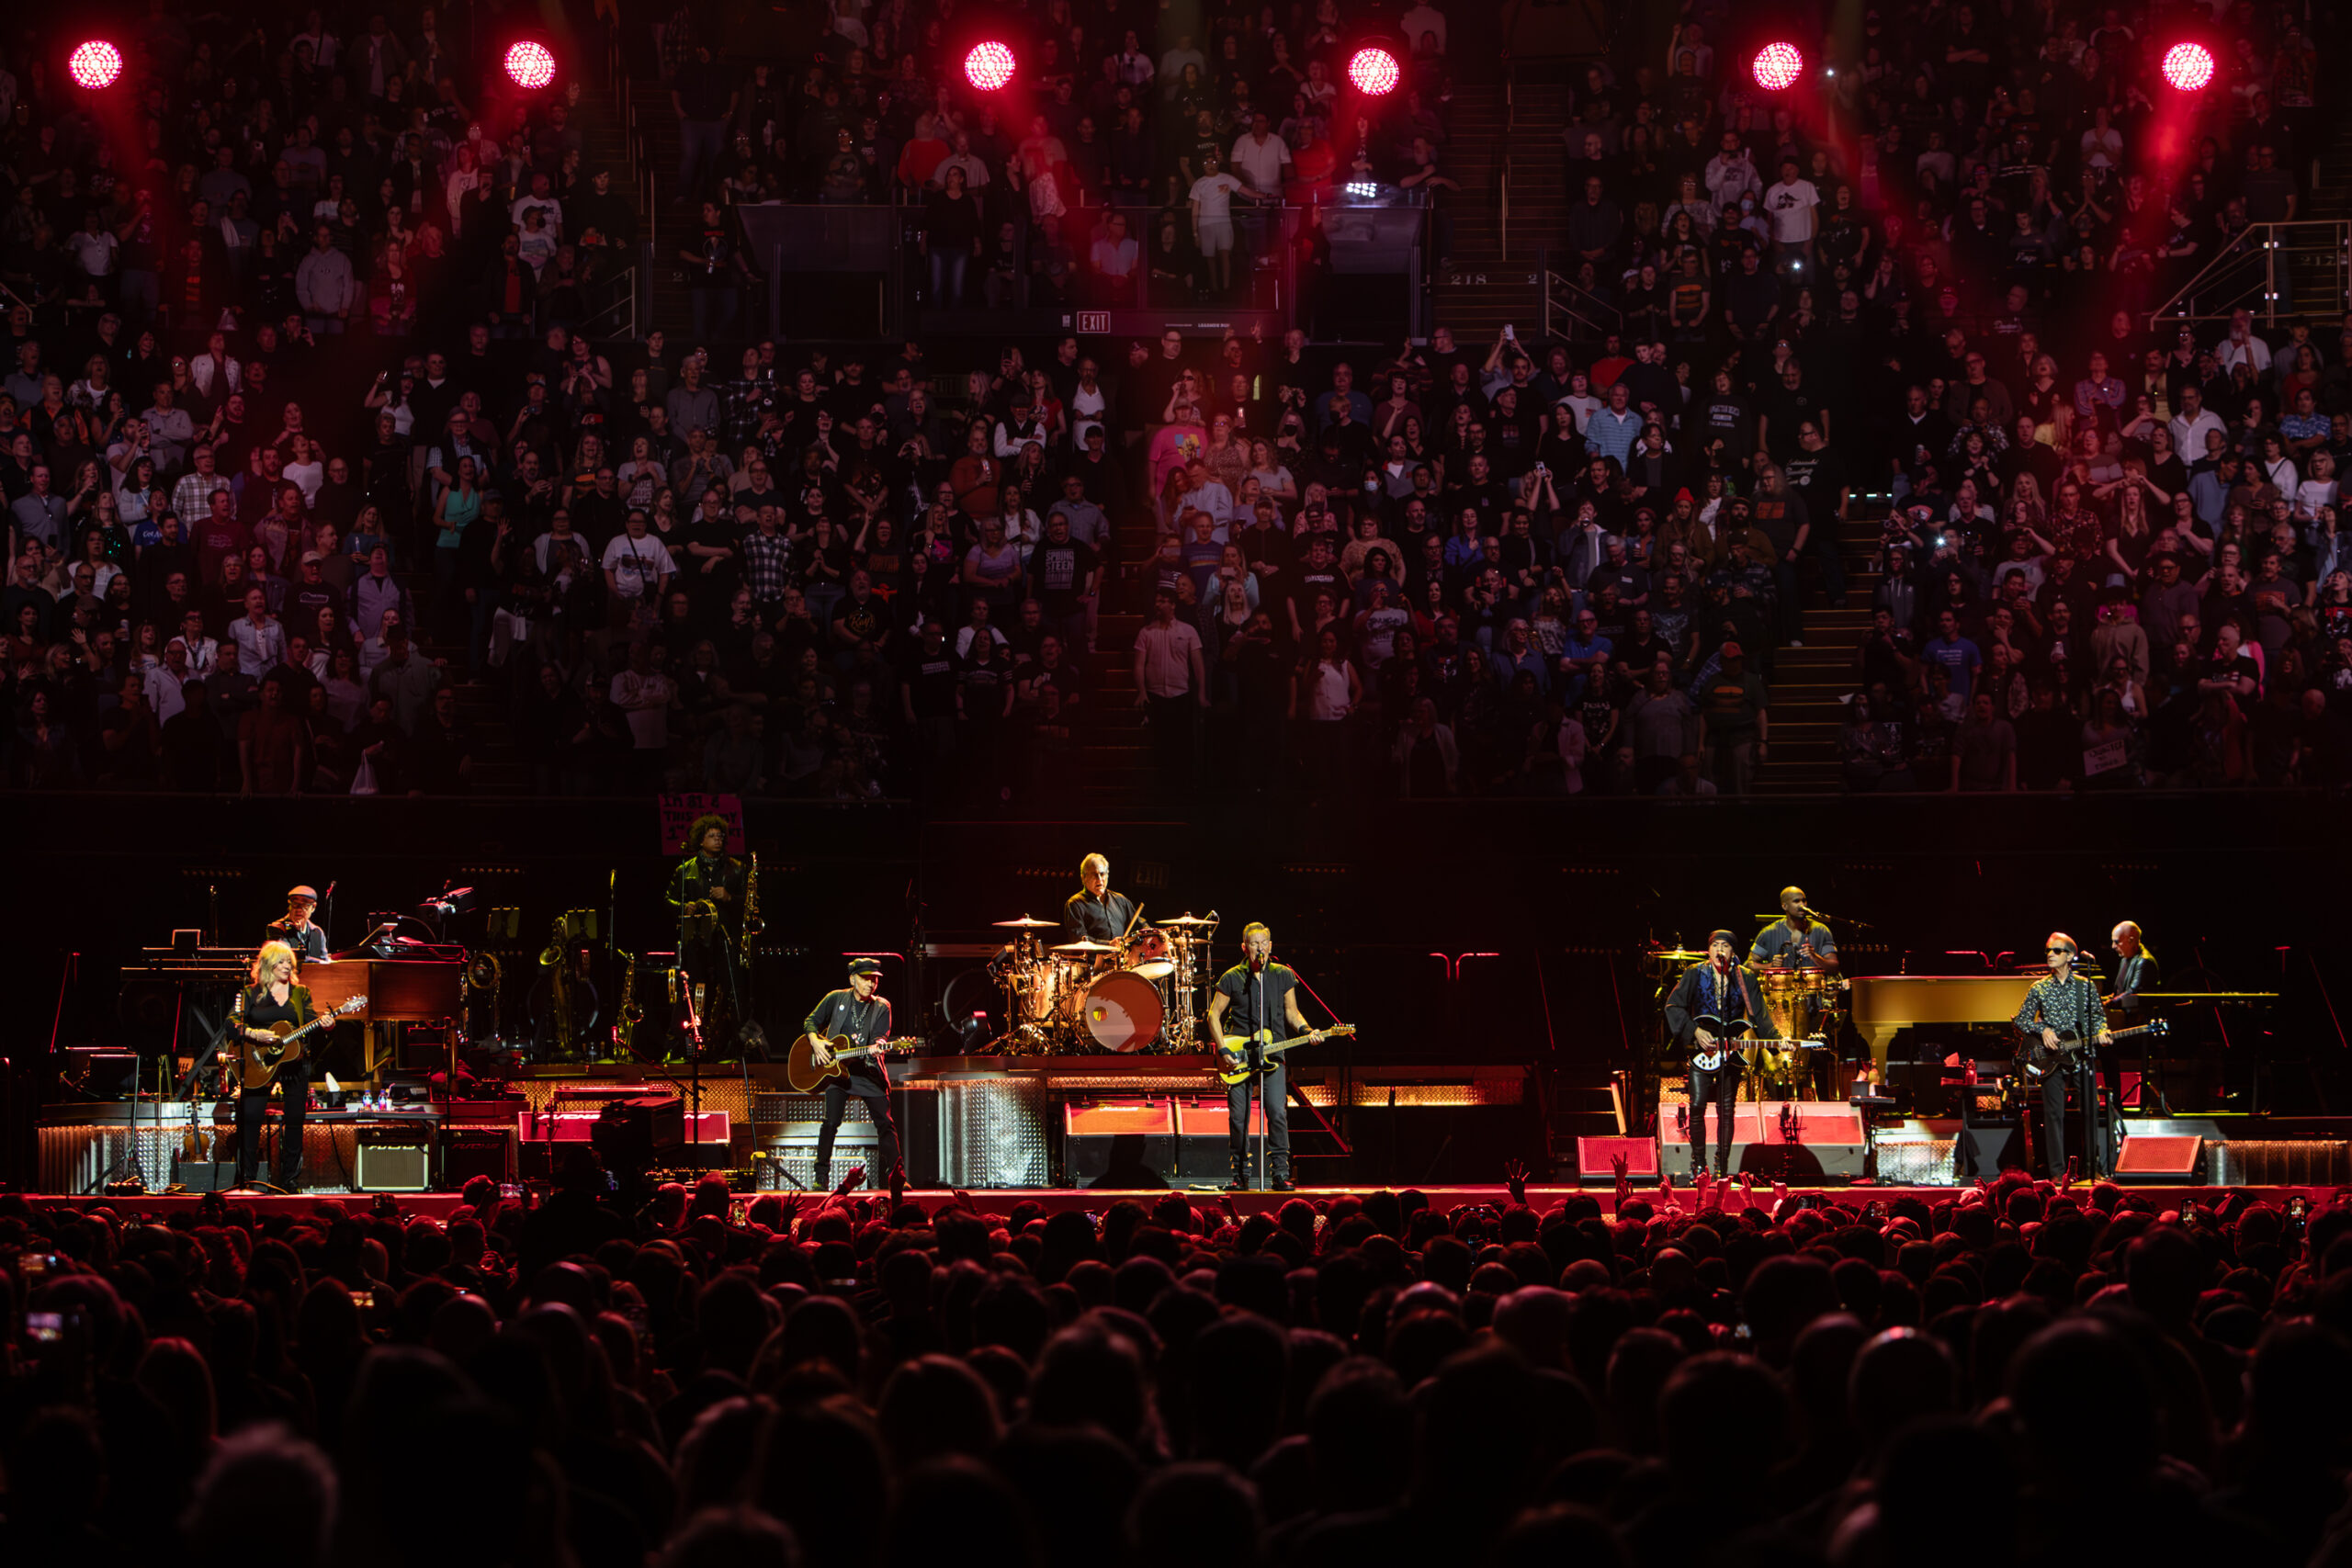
[24,1181,2319,1223]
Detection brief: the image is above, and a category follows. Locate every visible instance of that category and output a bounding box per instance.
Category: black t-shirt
[833,592,890,649]
[1027,537,1100,613]
[900,644,957,716]
[1215,960,1297,1044]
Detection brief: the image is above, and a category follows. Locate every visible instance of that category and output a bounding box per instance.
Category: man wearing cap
[1663,931,1766,1178]
[801,958,902,1190]
[266,886,332,962]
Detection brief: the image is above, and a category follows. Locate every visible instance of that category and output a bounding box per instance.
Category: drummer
[1751,886,1838,1097]
[1750,886,1838,974]
[1065,853,1143,949]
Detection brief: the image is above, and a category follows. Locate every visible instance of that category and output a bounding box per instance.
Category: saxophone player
[668,814,748,1049]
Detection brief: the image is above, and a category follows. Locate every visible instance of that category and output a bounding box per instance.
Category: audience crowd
[6,1159,2352,1568]
[2,0,2347,799]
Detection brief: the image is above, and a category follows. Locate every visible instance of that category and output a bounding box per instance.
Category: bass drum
[1076,970,1164,1054]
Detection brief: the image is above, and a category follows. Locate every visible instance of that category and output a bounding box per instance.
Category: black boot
[1225,1155,1250,1192]
[1270,1159,1295,1192]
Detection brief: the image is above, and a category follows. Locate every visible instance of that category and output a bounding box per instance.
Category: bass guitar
[233,995,367,1090]
[1215,1023,1357,1087]
[786,1032,922,1092]
[2018,1019,2166,1077]
[1687,1014,1826,1074]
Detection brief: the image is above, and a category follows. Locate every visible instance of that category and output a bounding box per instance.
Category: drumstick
[1120,903,1146,942]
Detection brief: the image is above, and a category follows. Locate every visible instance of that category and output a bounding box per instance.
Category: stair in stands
[1751,505,1884,795]
[1431,81,1572,344]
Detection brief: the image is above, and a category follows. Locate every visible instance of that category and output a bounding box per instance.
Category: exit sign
[1076,311,1109,333]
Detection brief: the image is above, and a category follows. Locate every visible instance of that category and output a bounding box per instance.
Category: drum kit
[979,912,1222,1054]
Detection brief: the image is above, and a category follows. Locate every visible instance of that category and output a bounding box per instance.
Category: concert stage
[22,1182,2337,1225]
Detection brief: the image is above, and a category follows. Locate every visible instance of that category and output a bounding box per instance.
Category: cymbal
[1052,940,1116,953]
[1648,949,1707,964]
[1159,914,1216,927]
[992,917,1059,929]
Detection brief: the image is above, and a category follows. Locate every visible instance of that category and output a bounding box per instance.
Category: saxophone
[742,852,763,942]
[617,950,643,1050]
[543,914,575,1056]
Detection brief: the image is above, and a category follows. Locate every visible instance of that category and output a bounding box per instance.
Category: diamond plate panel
[1874,1140,1957,1185]
[937,1080,1049,1187]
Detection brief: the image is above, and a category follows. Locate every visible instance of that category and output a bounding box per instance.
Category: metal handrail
[2142,219,2350,328]
[1498,61,1516,264]
[578,265,639,340]
[1537,258,1623,341]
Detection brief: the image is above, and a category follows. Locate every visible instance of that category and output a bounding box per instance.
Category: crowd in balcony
[2,0,2347,799]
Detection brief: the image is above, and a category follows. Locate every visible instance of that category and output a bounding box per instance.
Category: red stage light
[68,39,124,90]
[504,40,557,90]
[1347,45,1401,96]
[964,40,1017,92]
[1751,40,1804,92]
[2161,41,2215,92]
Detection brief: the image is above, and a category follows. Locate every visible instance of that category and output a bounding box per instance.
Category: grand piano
[1847,973,2039,1077]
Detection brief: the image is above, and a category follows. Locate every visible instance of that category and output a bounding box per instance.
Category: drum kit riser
[985,914,1221,1054]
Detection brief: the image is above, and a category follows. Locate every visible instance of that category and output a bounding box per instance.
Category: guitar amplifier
[356,1126,432,1192]
[1063,1100,1263,1187]
[591,1096,685,1167]
[442,1126,514,1187]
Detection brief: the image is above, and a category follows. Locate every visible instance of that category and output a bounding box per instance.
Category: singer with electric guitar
[2012,931,2116,1179]
[1205,922,1330,1191]
[228,940,357,1191]
[799,958,903,1190]
[1664,931,1778,1179]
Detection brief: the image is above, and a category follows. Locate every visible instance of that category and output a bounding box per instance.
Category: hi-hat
[992,916,1059,929]
[1052,940,1116,953]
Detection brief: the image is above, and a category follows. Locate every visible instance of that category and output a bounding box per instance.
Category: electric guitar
[2018,1019,2166,1077]
[1215,1023,1357,1087]
[786,1032,922,1092]
[1687,1015,1826,1074]
[233,995,367,1091]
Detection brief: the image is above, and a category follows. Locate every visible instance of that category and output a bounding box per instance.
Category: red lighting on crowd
[1751,40,1804,92]
[964,40,1017,92]
[1346,45,1401,96]
[504,40,557,90]
[2161,41,2215,92]
[68,39,125,90]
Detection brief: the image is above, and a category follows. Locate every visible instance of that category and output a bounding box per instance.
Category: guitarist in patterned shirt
[2013,932,2113,1179]
[1664,931,1767,1179]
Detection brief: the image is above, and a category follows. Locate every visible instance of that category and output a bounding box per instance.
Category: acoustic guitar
[233,995,367,1091]
[786,1032,922,1092]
